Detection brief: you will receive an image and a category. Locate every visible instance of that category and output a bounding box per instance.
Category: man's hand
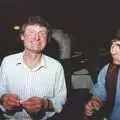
[1,93,20,111]
[84,96,103,117]
[22,97,48,113]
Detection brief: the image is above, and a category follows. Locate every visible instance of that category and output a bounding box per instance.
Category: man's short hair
[20,16,51,34]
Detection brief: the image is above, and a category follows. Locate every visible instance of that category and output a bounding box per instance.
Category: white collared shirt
[0,52,67,120]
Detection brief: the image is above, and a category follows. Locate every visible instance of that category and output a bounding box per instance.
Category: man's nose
[35,33,41,40]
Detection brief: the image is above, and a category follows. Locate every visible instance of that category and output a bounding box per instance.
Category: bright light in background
[13,25,20,30]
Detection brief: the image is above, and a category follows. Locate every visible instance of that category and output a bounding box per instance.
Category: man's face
[110,40,120,64]
[21,24,48,53]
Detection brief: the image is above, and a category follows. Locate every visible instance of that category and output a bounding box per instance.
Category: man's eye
[29,31,35,34]
[116,44,120,47]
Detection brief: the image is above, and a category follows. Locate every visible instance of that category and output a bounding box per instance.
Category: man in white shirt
[0,16,67,120]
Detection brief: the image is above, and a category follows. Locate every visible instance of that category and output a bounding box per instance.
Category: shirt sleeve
[50,63,67,113]
[91,64,109,102]
[0,58,8,97]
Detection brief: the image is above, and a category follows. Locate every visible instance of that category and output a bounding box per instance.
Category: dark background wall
[0,0,120,58]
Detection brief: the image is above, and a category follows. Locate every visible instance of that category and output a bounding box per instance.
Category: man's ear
[21,34,24,41]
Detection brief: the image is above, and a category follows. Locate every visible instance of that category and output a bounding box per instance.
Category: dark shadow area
[44,37,61,60]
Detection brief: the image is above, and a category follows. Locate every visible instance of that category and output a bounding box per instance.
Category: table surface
[71,73,94,90]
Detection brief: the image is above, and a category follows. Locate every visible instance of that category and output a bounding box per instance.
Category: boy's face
[111,40,120,64]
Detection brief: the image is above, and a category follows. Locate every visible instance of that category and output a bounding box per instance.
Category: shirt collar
[16,52,47,70]
[16,52,24,65]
